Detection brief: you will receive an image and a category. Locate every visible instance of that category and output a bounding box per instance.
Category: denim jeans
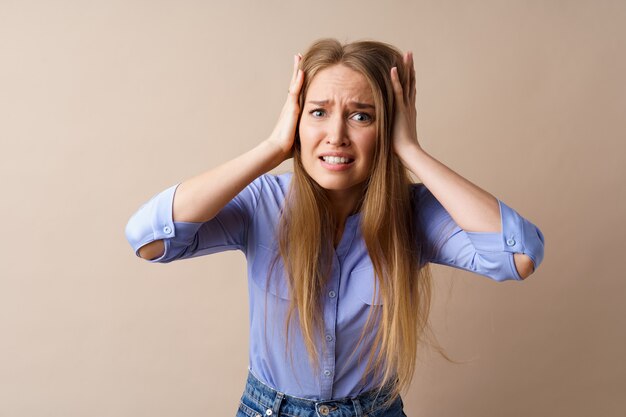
[236,367,408,417]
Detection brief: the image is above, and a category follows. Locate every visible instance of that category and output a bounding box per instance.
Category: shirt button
[323,369,332,376]
[506,238,516,246]
[328,290,336,298]
[163,226,172,234]
[326,334,333,341]
[265,409,273,416]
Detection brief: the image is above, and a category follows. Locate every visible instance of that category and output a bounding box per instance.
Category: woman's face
[298,64,377,200]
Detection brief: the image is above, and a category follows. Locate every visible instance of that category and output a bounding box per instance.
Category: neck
[325,186,364,227]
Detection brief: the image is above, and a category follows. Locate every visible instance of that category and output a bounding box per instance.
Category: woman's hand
[265,53,305,163]
[390,51,422,159]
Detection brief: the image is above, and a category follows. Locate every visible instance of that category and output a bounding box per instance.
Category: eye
[308,109,373,123]
[352,112,372,123]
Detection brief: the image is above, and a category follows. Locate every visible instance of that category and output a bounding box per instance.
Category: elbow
[137,240,166,261]
[513,253,536,280]
[125,215,168,262]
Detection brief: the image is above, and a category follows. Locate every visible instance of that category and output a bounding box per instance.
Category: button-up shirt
[125,172,545,400]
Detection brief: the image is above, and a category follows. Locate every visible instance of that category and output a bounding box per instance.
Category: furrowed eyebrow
[307,100,375,110]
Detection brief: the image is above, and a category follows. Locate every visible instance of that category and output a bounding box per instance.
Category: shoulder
[252,171,293,199]
[273,171,293,192]
[408,182,452,228]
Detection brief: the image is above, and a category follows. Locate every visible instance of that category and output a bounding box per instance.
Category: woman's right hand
[265,53,305,163]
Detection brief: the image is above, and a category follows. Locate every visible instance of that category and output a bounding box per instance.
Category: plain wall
[1,1,624,416]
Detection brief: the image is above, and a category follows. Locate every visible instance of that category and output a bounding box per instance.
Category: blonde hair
[265,38,457,409]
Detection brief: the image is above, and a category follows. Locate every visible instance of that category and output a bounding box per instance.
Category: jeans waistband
[240,366,399,417]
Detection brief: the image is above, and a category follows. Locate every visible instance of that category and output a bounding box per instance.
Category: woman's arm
[134,54,305,260]
[173,53,305,224]
[137,140,284,260]
[399,145,536,279]
[390,51,540,279]
[172,140,285,224]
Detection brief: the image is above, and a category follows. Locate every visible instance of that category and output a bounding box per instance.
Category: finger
[390,67,405,108]
[295,69,304,93]
[288,69,304,98]
[391,66,402,93]
[290,54,300,84]
[288,54,303,95]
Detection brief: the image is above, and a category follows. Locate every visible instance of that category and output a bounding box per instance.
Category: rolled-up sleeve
[125,175,264,263]
[413,183,545,282]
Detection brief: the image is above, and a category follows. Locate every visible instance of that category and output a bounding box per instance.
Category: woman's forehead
[306,64,374,103]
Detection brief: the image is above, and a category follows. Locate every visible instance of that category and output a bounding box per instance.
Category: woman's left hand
[390,51,421,157]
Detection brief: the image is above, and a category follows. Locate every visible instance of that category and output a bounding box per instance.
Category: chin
[313,175,366,193]
[302,160,367,191]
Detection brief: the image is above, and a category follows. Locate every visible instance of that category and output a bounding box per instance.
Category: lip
[319,156,355,171]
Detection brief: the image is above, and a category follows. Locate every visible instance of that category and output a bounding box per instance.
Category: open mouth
[319,156,355,165]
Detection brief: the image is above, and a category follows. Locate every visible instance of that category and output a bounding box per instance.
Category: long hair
[267,38,457,409]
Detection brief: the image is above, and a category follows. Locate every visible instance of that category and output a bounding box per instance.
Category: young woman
[125,38,545,417]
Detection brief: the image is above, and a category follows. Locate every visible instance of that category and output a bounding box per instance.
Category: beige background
[1,0,624,416]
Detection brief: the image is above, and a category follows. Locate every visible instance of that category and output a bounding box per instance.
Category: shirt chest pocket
[249,244,291,300]
[348,265,384,306]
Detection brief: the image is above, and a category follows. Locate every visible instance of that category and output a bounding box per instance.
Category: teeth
[322,156,351,164]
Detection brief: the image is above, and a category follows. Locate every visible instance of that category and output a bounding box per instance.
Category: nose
[326,115,348,146]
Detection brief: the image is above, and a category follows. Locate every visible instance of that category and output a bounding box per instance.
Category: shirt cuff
[464,199,545,271]
[125,183,203,262]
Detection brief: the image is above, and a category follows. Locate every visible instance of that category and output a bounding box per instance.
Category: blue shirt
[125,172,545,400]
